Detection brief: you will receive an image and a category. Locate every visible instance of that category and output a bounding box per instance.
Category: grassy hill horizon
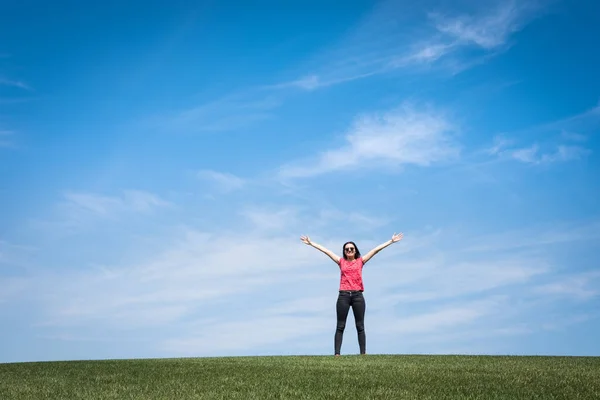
[1,353,599,399]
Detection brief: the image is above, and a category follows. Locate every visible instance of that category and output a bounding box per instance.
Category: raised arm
[300,235,341,264]
[362,232,403,264]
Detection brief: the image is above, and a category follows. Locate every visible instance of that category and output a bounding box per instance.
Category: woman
[300,233,403,356]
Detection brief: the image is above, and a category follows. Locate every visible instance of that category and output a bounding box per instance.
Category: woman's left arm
[362,233,403,263]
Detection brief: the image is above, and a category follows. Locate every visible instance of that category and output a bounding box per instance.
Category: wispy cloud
[533,271,600,301]
[379,297,503,335]
[270,71,384,92]
[20,228,326,331]
[197,170,246,192]
[511,144,544,163]
[500,103,600,138]
[277,0,546,90]
[278,103,459,179]
[163,315,332,355]
[520,144,590,164]
[461,219,600,254]
[136,0,547,139]
[162,219,596,355]
[141,91,281,134]
[239,204,385,235]
[0,97,34,105]
[63,190,171,217]
[483,103,597,164]
[396,42,458,66]
[404,0,545,71]
[561,130,587,142]
[316,208,387,230]
[486,135,514,156]
[0,278,28,304]
[541,313,599,332]
[428,0,542,50]
[549,103,600,130]
[487,138,591,165]
[379,259,549,304]
[239,206,300,233]
[0,78,32,91]
[0,130,15,148]
[2,206,597,357]
[150,255,535,355]
[0,240,37,269]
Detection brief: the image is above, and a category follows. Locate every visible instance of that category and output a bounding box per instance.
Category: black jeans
[335,290,366,355]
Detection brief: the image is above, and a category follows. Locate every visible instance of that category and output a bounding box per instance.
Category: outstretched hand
[300,235,312,245]
[391,232,403,243]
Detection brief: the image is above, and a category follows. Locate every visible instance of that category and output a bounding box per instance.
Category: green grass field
[1,355,599,399]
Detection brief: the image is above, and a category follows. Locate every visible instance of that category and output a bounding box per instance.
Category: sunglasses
[345,247,355,252]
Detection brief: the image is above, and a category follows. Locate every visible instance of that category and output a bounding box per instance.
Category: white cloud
[278,103,459,178]
[485,135,514,155]
[277,0,545,90]
[20,228,330,331]
[376,259,549,304]
[123,190,172,212]
[285,75,321,91]
[239,206,300,233]
[316,209,387,230]
[262,295,333,317]
[397,42,459,65]
[0,277,27,304]
[63,193,123,217]
[62,190,171,217]
[561,131,587,142]
[533,271,600,301]
[2,210,597,358]
[163,315,332,355]
[541,313,599,332]
[511,144,540,163]
[162,294,521,356]
[272,70,383,91]
[141,91,282,134]
[0,130,15,148]
[536,103,600,133]
[428,0,539,50]
[480,103,598,165]
[197,170,246,192]
[506,143,591,164]
[0,240,36,267]
[0,78,32,91]
[28,189,174,234]
[461,219,600,254]
[379,298,501,334]
[393,0,546,75]
[485,130,594,166]
[237,204,387,235]
[553,145,592,162]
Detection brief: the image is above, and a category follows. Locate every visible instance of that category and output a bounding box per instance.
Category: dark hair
[342,241,361,260]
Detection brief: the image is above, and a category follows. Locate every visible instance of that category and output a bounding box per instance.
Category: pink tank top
[338,257,364,291]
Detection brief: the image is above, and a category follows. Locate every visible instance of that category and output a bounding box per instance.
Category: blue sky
[1,0,599,363]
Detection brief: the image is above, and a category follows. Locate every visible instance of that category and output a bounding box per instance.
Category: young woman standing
[300,233,403,356]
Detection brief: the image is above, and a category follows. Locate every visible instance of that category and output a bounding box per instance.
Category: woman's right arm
[300,235,341,264]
